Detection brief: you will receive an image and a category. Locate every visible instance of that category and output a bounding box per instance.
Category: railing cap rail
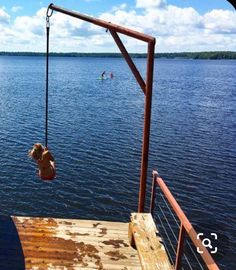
[152,170,220,270]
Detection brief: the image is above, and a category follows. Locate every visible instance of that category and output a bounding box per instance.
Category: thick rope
[45,17,50,147]
[45,5,53,147]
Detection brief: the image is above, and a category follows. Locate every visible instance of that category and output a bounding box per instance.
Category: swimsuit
[37,159,56,180]
[40,168,56,181]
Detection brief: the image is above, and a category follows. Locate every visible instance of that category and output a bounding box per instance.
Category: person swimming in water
[101,71,106,79]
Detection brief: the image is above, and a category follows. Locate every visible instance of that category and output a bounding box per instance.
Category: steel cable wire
[159,192,205,270]
[157,203,193,270]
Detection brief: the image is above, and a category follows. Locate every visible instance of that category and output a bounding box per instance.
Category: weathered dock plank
[129,213,173,270]
[2,216,141,270]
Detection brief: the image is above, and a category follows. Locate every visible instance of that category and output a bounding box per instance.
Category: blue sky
[0,0,235,52]
[1,0,234,17]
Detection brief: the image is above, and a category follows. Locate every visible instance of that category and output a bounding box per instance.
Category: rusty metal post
[175,223,186,270]
[138,40,155,213]
[150,171,157,214]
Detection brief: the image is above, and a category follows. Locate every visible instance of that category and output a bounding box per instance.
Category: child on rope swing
[28,143,56,181]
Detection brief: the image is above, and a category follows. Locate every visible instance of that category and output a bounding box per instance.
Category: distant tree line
[0,51,236,59]
[154,51,236,59]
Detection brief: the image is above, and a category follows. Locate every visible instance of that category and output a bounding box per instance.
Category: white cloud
[0,7,10,23]
[13,8,45,37]
[0,3,235,52]
[203,9,236,34]
[11,6,23,13]
[111,3,127,12]
[99,4,236,52]
[136,0,166,9]
[100,9,141,30]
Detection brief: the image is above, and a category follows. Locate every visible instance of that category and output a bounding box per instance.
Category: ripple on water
[0,57,235,269]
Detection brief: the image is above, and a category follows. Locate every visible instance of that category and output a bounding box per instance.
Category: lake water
[0,56,235,269]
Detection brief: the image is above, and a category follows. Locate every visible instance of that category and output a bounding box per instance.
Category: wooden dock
[0,215,172,270]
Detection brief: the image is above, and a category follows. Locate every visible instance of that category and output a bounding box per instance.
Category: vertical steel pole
[138,40,155,213]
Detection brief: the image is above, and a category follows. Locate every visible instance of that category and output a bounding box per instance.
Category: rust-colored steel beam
[153,171,220,270]
[175,223,186,270]
[109,30,146,94]
[138,41,155,213]
[48,4,154,43]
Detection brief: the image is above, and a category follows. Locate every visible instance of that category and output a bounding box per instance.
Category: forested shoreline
[0,51,236,59]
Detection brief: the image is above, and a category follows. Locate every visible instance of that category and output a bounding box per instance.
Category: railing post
[150,171,158,214]
[175,223,186,270]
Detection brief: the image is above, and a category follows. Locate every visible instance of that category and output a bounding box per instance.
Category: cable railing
[150,170,220,270]
[159,192,205,270]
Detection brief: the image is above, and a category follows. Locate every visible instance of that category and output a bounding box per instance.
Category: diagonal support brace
[109,30,146,94]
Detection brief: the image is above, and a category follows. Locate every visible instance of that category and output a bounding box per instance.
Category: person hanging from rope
[28,7,56,181]
[28,143,56,181]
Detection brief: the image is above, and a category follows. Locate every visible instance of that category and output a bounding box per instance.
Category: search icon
[195,220,229,260]
[197,233,218,254]
[202,238,213,249]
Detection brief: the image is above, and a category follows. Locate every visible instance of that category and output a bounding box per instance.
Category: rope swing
[28,5,56,181]
[45,5,53,147]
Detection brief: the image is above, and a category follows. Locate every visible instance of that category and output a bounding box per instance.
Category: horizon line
[1,50,236,54]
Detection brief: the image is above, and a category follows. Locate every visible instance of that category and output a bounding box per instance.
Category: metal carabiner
[46,3,54,18]
[46,17,50,28]
[46,3,54,28]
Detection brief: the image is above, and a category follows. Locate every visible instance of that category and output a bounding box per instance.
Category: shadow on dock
[0,216,25,270]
